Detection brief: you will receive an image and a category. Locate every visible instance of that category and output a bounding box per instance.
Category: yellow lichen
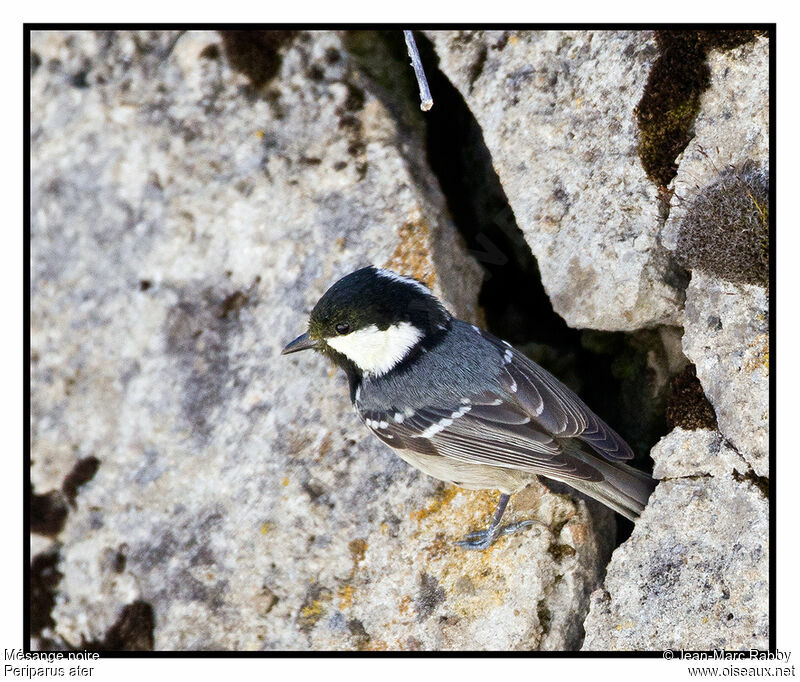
[409,486,458,523]
[345,538,368,579]
[349,538,368,563]
[361,639,388,651]
[398,594,412,615]
[338,584,355,610]
[297,587,333,632]
[491,590,506,606]
[744,333,769,375]
[299,600,325,623]
[422,533,449,561]
[383,219,436,289]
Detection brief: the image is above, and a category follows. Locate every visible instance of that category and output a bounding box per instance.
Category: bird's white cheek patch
[326,322,423,377]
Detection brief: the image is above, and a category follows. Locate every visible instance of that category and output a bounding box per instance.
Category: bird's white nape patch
[326,322,424,377]
[374,268,432,296]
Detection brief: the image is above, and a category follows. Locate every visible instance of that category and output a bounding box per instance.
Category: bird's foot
[455,519,537,550]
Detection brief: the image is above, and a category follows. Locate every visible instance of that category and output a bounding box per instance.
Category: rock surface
[661,35,770,478]
[427,30,683,331]
[582,429,769,651]
[582,34,770,651]
[650,427,749,480]
[30,30,615,651]
[662,36,769,252]
[29,28,771,653]
[683,273,769,477]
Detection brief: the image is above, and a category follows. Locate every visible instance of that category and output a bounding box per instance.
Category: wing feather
[358,328,634,484]
[493,340,634,461]
[361,399,603,482]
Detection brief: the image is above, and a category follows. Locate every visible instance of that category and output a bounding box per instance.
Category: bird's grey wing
[488,337,634,462]
[360,391,604,482]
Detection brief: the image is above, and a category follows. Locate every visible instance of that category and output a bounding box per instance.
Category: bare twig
[403,30,433,111]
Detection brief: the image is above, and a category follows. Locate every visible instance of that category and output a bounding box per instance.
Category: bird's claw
[455,519,537,550]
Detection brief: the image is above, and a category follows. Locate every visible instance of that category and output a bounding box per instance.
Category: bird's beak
[281,331,318,355]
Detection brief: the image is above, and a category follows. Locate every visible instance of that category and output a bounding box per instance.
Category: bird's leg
[455,493,536,550]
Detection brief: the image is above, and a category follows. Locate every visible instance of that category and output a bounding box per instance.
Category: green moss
[635,31,709,188]
[696,30,768,52]
[667,100,701,122]
[636,30,764,188]
[676,162,769,287]
[666,364,718,430]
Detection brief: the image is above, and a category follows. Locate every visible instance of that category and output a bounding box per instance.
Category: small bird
[282,266,656,549]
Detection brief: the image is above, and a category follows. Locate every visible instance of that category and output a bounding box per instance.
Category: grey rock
[582,37,771,651]
[582,429,768,651]
[31,30,614,651]
[427,30,683,331]
[663,37,769,253]
[683,272,769,477]
[657,37,770,478]
[651,428,749,480]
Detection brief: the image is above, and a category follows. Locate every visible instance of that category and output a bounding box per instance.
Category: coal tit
[283,266,656,549]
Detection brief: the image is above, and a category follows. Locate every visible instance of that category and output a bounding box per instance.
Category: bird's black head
[282,266,451,379]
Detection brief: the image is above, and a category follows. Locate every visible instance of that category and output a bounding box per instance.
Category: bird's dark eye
[335,322,350,335]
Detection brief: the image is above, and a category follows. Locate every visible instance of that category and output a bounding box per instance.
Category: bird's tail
[560,445,657,521]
